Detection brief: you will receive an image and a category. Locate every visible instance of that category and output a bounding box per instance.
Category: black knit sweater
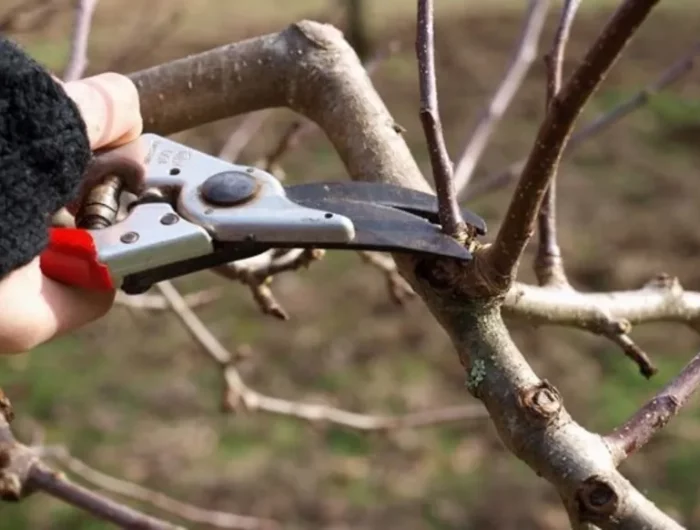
[0,35,93,280]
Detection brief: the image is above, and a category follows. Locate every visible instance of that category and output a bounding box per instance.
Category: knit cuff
[0,36,92,280]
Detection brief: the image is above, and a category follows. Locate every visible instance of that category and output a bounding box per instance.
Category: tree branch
[486,0,661,285]
[464,39,700,201]
[126,18,682,528]
[604,351,700,465]
[210,248,324,320]
[62,0,99,81]
[504,274,700,332]
[0,396,181,529]
[155,281,487,430]
[535,0,580,288]
[415,0,466,239]
[454,0,550,193]
[37,446,277,530]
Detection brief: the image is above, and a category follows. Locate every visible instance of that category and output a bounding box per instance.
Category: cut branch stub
[576,476,620,522]
[518,380,563,425]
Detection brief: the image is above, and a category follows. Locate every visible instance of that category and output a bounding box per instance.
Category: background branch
[37,446,278,530]
[62,0,98,81]
[155,281,488,431]
[534,0,580,288]
[453,0,550,193]
[464,39,700,201]
[486,0,660,286]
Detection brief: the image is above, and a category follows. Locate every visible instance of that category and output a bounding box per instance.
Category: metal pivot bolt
[200,171,261,207]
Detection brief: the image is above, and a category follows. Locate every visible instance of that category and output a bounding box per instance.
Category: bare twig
[155,281,487,430]
[211,248,325,320]
[0,0,60,33]
[534,0,580,289]
[358,251,415,305]
[28,464,182,530]
[464,40,700,200]
[0,400,180,529]
[605,351,700,464]
[107,6,183,72]
[218,110,272,162]
[114,288,221,310]
[454,0,550,193]
[487,0,661,285]
[416,0,465,239]
[62,0,99,81]
[38,446,277,530]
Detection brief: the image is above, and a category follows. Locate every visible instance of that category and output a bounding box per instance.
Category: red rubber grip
[40,228,114,291]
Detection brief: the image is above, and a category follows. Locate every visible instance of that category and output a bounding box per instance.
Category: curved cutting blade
[285,196,473,261]
[285,181,487,235]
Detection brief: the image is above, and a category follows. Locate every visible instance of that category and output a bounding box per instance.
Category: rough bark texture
[128,20,685,529]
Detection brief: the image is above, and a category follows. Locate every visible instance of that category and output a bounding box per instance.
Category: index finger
[58,73,143,150]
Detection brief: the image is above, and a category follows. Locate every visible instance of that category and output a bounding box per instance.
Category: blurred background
[2,0,700,528]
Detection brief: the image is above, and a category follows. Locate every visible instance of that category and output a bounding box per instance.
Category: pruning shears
[40,134,487,295]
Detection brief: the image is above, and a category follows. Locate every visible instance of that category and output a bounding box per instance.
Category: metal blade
[285,182,487,235]
[284,196,473,260]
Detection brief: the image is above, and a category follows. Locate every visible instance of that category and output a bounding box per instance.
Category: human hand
[0,73,143,355]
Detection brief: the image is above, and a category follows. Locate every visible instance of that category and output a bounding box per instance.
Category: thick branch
[504,275,700,332]
[130,22,431,194]
[487,0,661,284]
[402,287,683,529]
[605,351,700,465]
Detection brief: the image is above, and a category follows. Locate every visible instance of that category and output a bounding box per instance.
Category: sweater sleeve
[0,35,93,280]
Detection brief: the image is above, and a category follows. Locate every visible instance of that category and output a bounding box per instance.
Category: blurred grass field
[2,0,700,528]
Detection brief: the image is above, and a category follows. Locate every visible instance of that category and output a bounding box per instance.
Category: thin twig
[454,0,550,193]
[38,446,277,530]
[605,351,700,464]
[464,39,700,200]
[28,464,182,530]
[114,288,221,310]
[0,402,180,529]
[358,251,415,305]
[415,0,465,239]
[155,281,487,430]
[62,0,99,81]
[535,0,580,288]
[211,249,325,320]
[218,110,272,162]
[0,0,59,33]
[487,0,661,284]
[107,6,183,72]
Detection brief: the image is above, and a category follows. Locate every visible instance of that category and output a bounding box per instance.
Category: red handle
[40,228,115,291]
